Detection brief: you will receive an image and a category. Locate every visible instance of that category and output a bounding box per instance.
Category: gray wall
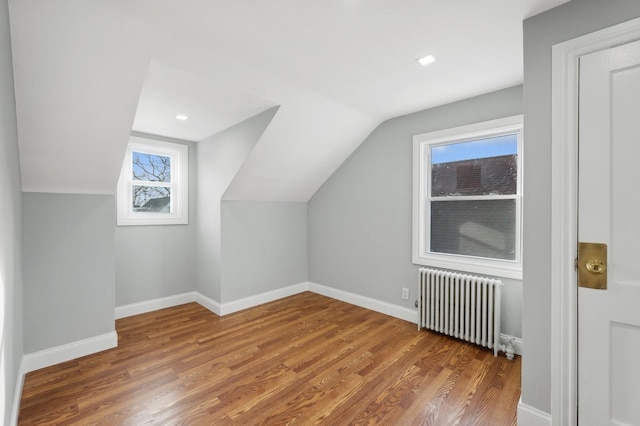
[196,107,278,301]
[22,194,115,353]
[115,137,197,306]
[221,201,308,302]
[0,0,23,421]
[522,0,640,414]
[308,86,523,338]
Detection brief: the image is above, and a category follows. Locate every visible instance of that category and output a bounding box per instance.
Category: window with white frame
[117,136,188,226]
[412,115,523,279]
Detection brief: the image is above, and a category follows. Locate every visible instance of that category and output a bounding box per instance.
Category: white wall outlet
[401,287,409,300]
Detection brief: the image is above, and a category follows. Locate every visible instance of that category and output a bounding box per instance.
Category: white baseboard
[308,282,417,323]
[517,397,552,426]
[114,283,309,319]
[193,283,414,323]
[9,358,26,426]
[194,291,221,316]
[115,292,197,319]
[193,282,417,324]
[22,331,118,373]
[220,282,308,316]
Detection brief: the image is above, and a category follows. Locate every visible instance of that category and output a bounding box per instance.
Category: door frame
[551,16,640,426]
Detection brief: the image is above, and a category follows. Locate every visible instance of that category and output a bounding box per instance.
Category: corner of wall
[195,107,280,302]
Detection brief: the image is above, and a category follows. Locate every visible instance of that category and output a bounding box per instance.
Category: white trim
[22,332,118,373]
[115,283,430,325]
[308,282,417,323]
[194,291,221,316]
[115,292,197,319]
[518,397,552,426]
[9,359,26,426]
[219,283,308,316]
[551,16,640,426]
[115,285,311,319]
[412,115,524,280]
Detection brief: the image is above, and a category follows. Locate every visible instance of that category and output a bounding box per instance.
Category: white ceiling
[8,0,569,199]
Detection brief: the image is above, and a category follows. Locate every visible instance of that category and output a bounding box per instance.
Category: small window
[412,115,523,279]
[117,137,188,226]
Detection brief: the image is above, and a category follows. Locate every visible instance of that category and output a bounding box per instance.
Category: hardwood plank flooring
[18,292,521,425]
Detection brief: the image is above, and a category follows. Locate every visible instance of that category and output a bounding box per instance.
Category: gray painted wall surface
[308,86,523,338]
[0,0,23,421]
[221,201,308,302]
[196,107,278,301]
[22,193,115,353]
[522,0,640,414]
[115,139,197,306]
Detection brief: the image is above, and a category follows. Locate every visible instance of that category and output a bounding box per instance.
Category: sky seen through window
[431,134,517,165]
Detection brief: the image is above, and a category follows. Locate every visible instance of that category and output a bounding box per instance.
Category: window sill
[117,215,188,226]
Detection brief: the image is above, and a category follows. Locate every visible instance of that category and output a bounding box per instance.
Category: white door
[578,39,640,425]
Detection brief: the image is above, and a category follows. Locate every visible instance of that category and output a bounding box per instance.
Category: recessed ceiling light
[175,114,189,121]
[416,54,436,66]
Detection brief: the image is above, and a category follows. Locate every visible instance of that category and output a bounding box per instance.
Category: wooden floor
[18,292,520,425]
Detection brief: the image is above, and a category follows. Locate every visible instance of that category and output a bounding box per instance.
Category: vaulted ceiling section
[8,0,569,200]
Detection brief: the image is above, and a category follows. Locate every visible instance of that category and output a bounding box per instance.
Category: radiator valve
[504,338,515,361]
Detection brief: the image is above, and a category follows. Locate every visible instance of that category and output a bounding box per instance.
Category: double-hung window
[117,136,188,226]
[412,115,523,279]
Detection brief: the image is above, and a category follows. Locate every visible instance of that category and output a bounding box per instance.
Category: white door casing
[550,17,640,426]
[577,40,640,426]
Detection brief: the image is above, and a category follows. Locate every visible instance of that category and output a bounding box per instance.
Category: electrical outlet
[401,287,409,300]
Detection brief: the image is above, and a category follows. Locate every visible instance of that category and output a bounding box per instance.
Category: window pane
[431,134,517,196]
[132,186,171,213]
[430,199,516,260]
[132,152,171,182]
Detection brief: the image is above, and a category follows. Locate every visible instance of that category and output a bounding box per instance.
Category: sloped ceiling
[8,0,569,199]
[132,60,277,143]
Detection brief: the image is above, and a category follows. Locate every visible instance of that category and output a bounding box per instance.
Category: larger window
[117,136,188,226]
[413,115,523,279]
